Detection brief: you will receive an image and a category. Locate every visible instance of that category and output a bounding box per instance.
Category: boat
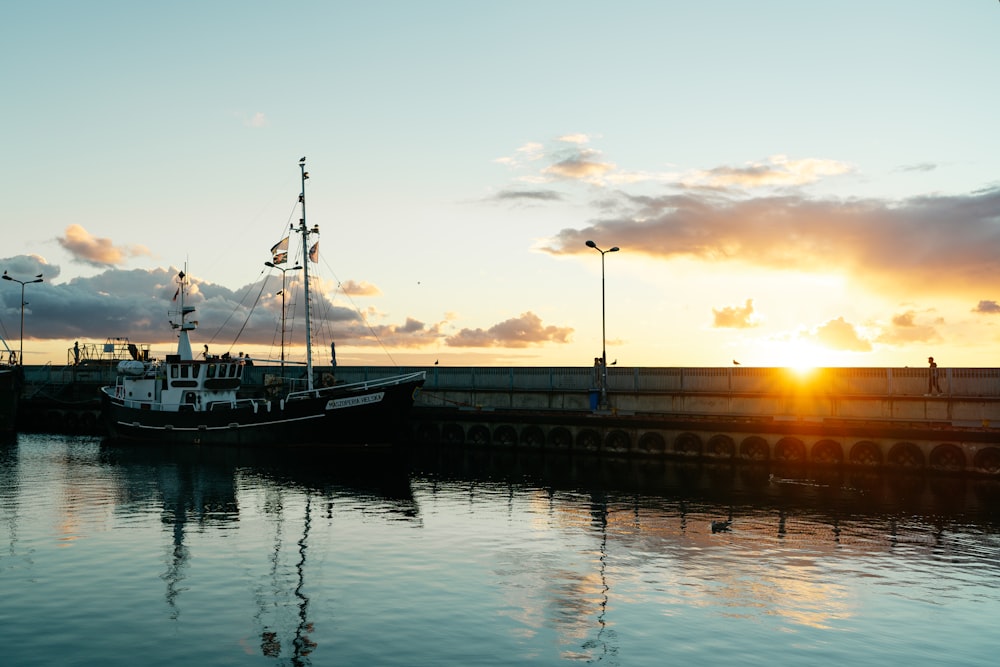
[99,158,425,447]
[0,346,22,434]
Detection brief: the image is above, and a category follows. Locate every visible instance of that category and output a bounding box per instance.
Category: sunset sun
[776,340,823,373]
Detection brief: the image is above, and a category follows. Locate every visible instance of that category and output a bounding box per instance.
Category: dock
[16,364,1000,476]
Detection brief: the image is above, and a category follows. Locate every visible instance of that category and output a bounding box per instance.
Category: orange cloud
[876,310,943,345]
[542,186,1000,296]
[713,298,758,329]
[801,317,872,352]
[57,224,150,267]
[447,312,573,348]
[685,155,853,188]
[340,280,381,297]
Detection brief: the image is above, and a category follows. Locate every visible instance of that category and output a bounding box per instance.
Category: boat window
[191,364,201,379]
[229,364,237,378]
[170,365,178,379]
[180,365,189,379]
[207,364,216,378]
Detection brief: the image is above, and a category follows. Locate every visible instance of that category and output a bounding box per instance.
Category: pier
[15,363,1000,476]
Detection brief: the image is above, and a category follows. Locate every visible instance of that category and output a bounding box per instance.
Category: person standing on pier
[928,356,942,395]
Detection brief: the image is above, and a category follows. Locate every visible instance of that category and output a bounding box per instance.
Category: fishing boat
[0,352,21,434]
[99,158,425,447]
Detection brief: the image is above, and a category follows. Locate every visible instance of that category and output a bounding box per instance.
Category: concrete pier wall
[321,365,1000,426]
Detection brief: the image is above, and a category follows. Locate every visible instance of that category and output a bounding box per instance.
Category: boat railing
[207,397,270,412]
[72,338,151,366]
[114,393,268,413]
[285,370,425,401]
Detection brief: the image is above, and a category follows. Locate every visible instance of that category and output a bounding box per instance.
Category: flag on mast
[270,237,289,265]
[309,241,319,263]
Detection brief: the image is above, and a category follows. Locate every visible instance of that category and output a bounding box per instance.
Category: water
[2,434,1000,666]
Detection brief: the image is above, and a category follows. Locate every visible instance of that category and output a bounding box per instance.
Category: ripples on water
[2,433,1000,666]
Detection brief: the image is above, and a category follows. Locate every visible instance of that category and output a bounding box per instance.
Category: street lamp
[2,271,44,366]
[265,261,302,370]
[585,240,618,409]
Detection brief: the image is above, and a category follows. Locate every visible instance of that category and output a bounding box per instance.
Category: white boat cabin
[114,355,247,412]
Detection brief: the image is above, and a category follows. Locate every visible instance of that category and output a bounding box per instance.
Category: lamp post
[264,261,302,371]
[2,272,44,366]
[585,240,618,409]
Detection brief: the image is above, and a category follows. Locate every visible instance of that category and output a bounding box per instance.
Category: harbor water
[2,433,1000,666]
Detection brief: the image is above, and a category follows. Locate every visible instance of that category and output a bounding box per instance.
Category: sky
[2,1,1000,369]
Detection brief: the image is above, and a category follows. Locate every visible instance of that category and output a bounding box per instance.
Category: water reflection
[3,436,1000,666]
[94,443,420,665]
[0,436,19,561]
[411,447,1000,530]
[411,447,1000,659]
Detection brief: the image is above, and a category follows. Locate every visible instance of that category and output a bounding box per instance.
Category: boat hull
[101,375,424,447]
[0,367,22,434]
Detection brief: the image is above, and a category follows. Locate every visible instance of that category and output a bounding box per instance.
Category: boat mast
[171,267,196,361]
[298,157,315,391]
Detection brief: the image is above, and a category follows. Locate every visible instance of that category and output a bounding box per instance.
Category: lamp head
[585,240,597,249]
[609,247,619,253]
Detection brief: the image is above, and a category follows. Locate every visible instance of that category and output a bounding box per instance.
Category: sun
[775,340,823,375]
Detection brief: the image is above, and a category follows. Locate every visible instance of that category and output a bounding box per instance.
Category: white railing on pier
[22,364,1000,399]
[319,366,1000,398]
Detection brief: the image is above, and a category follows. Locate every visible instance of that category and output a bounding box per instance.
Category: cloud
[493,135,688,191]
[446,311,573,348]
[712,299,757,329]
[875,309,943,345]
[343,316,446,348]
[0,257,575,358]
[540,185,1000,295]
[495,136,622,187]
[245,112,267,128]
[493,142,545,167]
[56,225,151,268]
[556,133,592,145]
[542,149,616,183]
[683,155,853,188]
[497,139,998,301]
[339,280,381,297]
[2,265,188,343]
[0,254,59,282]
[0,259,426,353]
[896,162,938,173]
[489,189,564,203]
[973,300,1000,314]
[801,316,872,352]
